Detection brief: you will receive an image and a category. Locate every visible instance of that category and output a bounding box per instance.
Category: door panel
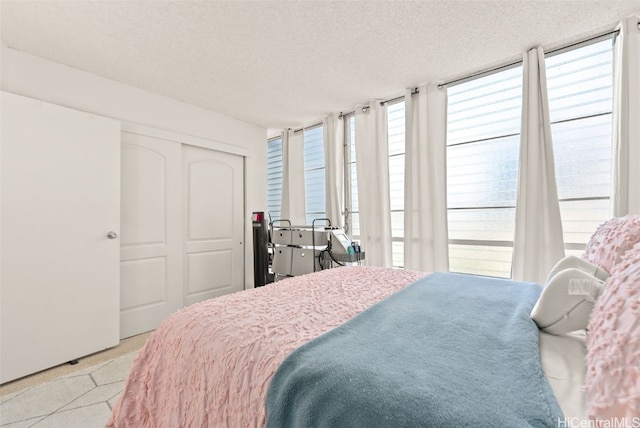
[0,92,120,383]
[119,133,182,339]
[187,162,234,239]
[185,250,233,295]
[121,145,166,245]
[120,257,167,309]
[183,145,244,306]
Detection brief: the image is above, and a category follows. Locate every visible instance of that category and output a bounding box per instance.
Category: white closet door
[120,133,245,337]
[119,133,183,339]
[0,91,120,383]
[183,145,244,306]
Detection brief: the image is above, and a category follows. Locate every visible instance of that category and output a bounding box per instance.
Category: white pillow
[531,268,604,335]
[545,255,609,283]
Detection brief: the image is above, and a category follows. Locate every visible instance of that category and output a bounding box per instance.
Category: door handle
[107,231,119,239]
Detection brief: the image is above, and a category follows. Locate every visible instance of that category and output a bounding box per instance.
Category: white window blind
[344,114,359,237]
[343,104,405,268]
[303,124,326,224]
[387,101,405,268]
[545,38,614,257]
[267,136,283,222]
[446,66,523,278]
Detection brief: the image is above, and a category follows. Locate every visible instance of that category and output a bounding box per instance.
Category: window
[267,136,283,222]
[344,113,359,237]
[546,38,614,257]
[387,101,406,268]
[445,37,614,277]
[303,124,326,224]
[343,103,406,268]
[446,66,523,278]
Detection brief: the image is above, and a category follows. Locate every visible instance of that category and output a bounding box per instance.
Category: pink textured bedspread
[108,266,427,427]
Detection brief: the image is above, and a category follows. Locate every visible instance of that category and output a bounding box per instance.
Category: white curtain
[355,102,393,268]
[512,47,565,283]
[612,16,640,216]
[324,114,344,228]
[404,83,449,272]
[280,129,306,225]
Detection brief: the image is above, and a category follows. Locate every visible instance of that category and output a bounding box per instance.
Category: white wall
[0,45,267,289]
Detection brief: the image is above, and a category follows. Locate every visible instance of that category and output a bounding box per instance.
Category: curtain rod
[437,60,522,90]
[437,28,619,89]
[338,87,418,119]
[333,27,622,122]
[545,28,619,57]
[291,121,323,134]
[381,87,419,106]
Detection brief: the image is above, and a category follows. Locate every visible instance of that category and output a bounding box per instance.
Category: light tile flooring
[0,333,151,428]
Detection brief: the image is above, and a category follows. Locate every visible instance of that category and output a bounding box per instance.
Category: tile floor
[0,352,137,427]
[0,332,150,428]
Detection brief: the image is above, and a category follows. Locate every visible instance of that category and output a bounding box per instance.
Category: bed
[108,215,640,427]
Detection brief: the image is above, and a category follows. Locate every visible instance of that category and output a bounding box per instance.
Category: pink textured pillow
[586,241,640,421]
[583,215,640,273]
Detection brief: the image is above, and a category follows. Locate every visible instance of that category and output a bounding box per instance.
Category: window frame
[544,35,616,253]
[343,113,357,237]
[445,64,524,278]
[386,99,406,268]
[302,123,326,224]
[266,135,283,223]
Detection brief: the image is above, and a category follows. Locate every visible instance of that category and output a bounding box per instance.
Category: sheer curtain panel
[612,16,640,216]
[512,47,565,283]
[404,84,449,272]
[324,114,345,228]
[355,102,393,268]
[280,129,306,225]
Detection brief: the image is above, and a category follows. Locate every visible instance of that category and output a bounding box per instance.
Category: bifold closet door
[1,91,120,383]
[119,132,183,339]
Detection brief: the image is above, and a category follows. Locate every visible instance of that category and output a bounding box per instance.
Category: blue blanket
[265,272,564,428]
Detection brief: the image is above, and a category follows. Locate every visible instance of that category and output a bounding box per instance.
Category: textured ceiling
[2,0,639,134]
